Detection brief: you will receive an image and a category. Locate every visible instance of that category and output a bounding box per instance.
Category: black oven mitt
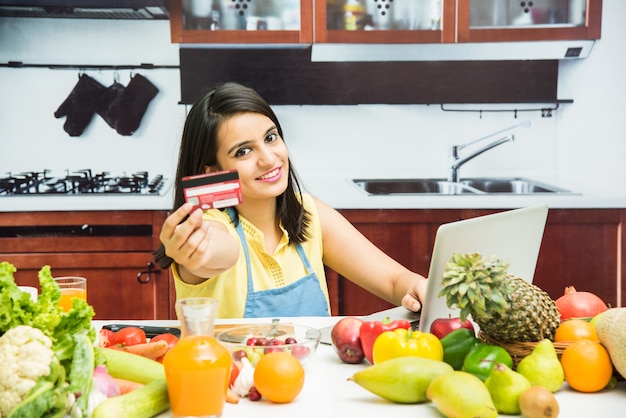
[96,81,126,129]
[54,74,105,137]
[108,73,159,136]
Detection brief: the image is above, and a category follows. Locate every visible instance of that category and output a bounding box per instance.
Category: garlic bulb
[232,357,255,397]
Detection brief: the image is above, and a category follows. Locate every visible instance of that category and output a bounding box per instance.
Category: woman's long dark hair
[153,82,310,269]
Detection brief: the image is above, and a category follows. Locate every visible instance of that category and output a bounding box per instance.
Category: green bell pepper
[462,342,513,381]
[440,328,479,370]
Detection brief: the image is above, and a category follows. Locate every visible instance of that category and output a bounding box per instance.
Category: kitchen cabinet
[171,0,601,46]
[458,0,602,43]
[326,208,623,316]
[0,210,172,320]
[315,0,601,44]
[169,0,313,44]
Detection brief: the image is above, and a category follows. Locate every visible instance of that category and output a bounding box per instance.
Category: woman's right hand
[160,203,240,283]
[160,202,213,271]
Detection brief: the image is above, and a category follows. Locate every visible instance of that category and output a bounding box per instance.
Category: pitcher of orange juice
[164,297,232,418]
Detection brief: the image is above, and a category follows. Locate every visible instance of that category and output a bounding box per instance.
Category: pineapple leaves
[440,252,511,321]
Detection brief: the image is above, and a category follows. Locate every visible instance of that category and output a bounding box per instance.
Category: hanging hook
[113,70,119,84]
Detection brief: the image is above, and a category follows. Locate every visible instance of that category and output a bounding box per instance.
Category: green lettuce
[0,261,95,345]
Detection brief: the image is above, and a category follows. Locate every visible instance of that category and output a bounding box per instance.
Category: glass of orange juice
[54,276,87,312]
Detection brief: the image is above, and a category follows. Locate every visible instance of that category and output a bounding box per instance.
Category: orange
[560,339,613,392]
[253,351,305,403]
[554,318,598,342]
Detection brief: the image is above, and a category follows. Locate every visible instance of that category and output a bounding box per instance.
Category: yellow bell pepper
[372,328,443,364]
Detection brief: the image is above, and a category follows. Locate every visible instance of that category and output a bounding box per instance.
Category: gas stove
[0,170,170,196]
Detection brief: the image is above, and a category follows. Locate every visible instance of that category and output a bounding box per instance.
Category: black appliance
[0,0,169,20]
[0,169,169,196]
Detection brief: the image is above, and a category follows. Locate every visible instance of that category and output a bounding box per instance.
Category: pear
[348,356,453,403]
[484,363,531,415]
[516,339,565,392]
[595,307,626,379]
[426,370,498,418]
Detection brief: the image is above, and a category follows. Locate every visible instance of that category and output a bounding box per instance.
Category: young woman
[154,82,427,318]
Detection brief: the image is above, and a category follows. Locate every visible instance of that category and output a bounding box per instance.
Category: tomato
[151,333,179,349]
[98,328,116,348]
[114,327,147,346]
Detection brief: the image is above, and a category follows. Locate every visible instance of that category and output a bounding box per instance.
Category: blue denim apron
[227,208,330,318]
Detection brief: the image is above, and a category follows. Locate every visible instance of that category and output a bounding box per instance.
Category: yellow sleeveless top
[171,193,330,318]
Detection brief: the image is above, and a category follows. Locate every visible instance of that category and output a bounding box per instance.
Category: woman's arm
[314,197,428,312]
[159,203,240,284]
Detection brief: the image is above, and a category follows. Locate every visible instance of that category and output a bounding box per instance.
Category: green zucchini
[99,347,165,384]
[92,378,170,418]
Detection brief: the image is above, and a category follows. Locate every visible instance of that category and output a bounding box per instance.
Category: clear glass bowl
[216,323,321,366]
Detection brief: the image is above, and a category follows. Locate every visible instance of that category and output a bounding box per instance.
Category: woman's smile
[257,167,282,182]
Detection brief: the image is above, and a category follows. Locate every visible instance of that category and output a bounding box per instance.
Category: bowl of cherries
[216,323,321,366]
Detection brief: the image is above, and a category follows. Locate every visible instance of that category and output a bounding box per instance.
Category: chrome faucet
[448,120,531,183]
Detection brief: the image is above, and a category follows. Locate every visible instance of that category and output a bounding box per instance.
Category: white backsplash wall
[276,105,557,182]
[0,18,184,178]
[1,0,625,195]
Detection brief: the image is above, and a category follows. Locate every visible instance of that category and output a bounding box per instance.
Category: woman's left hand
[401,275,427,312]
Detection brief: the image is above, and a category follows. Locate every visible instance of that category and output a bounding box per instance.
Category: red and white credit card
[182,170,243,210]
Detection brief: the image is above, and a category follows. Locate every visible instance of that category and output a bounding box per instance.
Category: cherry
[270,338,284,346]
[232,349,247,361]
[245,337,258,346]
[248,386,262,401]
[256,337,270,346]
[284,337,298,345]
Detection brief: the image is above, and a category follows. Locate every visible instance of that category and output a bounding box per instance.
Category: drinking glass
[54,276,87,312]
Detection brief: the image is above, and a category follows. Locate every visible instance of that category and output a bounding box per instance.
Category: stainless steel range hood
[311,40,595,62]
[0,0,169,20]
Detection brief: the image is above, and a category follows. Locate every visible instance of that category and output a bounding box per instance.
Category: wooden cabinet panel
[0,210,172,320]
[329,208,622,316]
[534,209,620,308]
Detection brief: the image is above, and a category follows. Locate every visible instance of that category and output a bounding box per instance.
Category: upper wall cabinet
[458,0,602,43]
[169,0,601,45]
[169,0,313,43]
[314,0,454,43]
[314,0,601,44]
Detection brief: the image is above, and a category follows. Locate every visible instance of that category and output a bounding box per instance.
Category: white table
[93,315,626,418]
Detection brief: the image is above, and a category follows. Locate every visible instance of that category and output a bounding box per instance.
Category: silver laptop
[418,204,548,333]
[319,204,548,344]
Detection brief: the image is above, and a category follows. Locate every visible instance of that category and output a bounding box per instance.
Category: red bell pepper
[359,316,411,364]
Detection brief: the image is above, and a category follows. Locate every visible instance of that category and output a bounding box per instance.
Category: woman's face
[210,112,289,202]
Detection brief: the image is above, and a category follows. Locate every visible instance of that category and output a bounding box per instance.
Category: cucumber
[92,378,170,418]
[99,347,165,384]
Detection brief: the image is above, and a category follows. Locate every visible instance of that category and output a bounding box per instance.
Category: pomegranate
[555,286,608,320]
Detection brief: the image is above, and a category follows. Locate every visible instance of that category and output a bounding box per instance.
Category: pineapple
[440,252,560,342]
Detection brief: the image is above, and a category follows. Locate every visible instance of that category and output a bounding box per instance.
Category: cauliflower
[0,325,54,418]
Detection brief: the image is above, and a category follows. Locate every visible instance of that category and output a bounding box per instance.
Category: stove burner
[0,170,168,196]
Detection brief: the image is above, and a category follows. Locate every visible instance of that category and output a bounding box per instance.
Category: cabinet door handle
[137,261,159,284]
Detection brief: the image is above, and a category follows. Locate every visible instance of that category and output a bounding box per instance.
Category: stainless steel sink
[458,178,571,194]
[352,177,572,196]
[352,179,477,195]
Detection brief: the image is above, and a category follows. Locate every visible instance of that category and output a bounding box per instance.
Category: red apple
[330,317,365,364]
[430,316,475,339]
